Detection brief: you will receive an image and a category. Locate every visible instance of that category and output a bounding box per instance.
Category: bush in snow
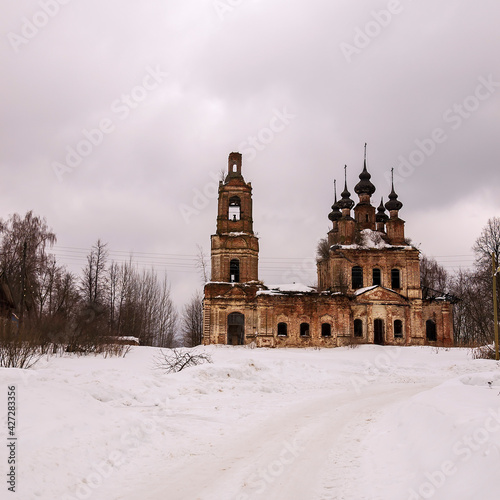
[471,344,497,360]
[154,348,212,374]
[0,321,44,369]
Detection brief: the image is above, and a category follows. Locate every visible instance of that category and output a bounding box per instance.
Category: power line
[48,244,476,276]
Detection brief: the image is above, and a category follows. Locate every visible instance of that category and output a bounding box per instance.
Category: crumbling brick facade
[203,152,454,348]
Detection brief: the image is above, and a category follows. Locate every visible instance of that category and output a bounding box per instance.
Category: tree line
[1,210,499,358]
[420,216,499,347]
[0,211,203,357]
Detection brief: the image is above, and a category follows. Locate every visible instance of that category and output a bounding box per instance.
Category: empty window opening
[277,322,288,337]
[227,312,244,345]
[230,259,240,283]
[426,320,437,342]
[300,323,310,337]
[372,268,381,286]
[365,214,369,222]
[354,319,363,337]
[228,196,241,221]
[233,164,237,172]
[352,266,363,289]
[374,318,384,345]
[321,323,332,337]
[394,319,403,338]
[391,269,401,289]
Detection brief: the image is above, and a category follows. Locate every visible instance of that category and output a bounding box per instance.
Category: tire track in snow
[121,383,432,500]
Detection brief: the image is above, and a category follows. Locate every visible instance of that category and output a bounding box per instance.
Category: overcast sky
[1,0,499,307]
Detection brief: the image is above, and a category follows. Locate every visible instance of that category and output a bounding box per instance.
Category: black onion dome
[385,184,403,212]
[328,198,341,222]
[376,197,389,222]
[328,180,342,221]
[354,161,376,196]
[338,181,355,210]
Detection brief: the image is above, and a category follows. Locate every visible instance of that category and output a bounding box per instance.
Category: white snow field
[1,345,500,500]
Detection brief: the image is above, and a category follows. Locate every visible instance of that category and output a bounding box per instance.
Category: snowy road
[121,383,432,500]
[4,345,500,500]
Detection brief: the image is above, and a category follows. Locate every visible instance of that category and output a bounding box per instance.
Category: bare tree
[420,255,449,298]
[450,268,492,346]
[0,211,57,316]
[181,291,203,347]
[196,244,210,283]
[450,217,500,346]
[106,260,177,347]
[473,217,500,267]
[316,238,330,262]
[81,239,108,306]
[154,274,178,348]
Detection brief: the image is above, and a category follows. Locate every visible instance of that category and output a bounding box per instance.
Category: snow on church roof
[334,229,414,250]
[257,283,316,295]
[353,285,379,296]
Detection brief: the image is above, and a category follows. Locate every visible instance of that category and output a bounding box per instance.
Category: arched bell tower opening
[228,196,241,221]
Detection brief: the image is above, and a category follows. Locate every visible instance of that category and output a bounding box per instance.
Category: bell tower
[210,152,259,283]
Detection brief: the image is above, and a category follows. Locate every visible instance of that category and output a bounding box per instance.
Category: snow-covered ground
[1,345,500,500]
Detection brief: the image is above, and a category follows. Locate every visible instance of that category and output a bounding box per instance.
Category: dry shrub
[471,345,497,360]
[346,335,363,349]
[154,348,212,374]
[0,321,44,369]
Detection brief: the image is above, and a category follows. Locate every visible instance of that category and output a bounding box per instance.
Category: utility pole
[493,252,499,361]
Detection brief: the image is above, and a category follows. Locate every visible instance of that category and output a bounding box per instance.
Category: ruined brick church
[202,152,454,347]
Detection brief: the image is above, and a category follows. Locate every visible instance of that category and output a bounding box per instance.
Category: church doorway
[227,312,245,345]
[374,319,385,345]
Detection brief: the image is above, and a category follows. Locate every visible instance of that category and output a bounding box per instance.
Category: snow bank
[1,345,498,499]
[361,362,500,500]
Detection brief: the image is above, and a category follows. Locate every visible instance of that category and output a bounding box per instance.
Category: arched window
[354,319,363,337]
[372,268,381,286]
[352,266,363,289]
[228,196,241,221]
[394,319,403,338]
[426,320,437,342]
[300,323,310,337]
[230,259,240,283]
[391,269,401,289]
[321,323,332,337]
[277,322,288,337]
